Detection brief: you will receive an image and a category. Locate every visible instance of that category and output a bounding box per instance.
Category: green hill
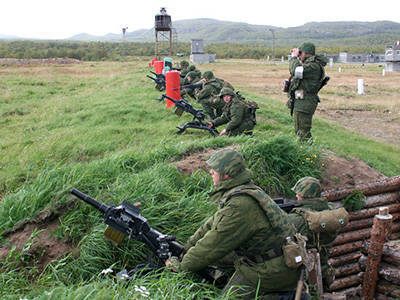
[67,19,400,48]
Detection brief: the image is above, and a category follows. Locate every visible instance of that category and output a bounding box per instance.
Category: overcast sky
[3,0,400,39]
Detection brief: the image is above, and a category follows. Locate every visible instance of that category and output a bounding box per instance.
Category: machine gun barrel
[273,198,297,213]
[71,188,111,214]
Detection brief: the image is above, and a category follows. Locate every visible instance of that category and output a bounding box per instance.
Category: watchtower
[154,8,177,59]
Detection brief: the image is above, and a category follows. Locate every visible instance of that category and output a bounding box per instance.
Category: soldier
[179,60,190,77]
[288,42,328,141]
[166,149,301,299]
[182,70,202,98]
[288,177,338,288]
[208,88,256,136]
[196,71,223,119]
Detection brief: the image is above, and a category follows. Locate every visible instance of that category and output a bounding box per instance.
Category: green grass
[0,58,399,299]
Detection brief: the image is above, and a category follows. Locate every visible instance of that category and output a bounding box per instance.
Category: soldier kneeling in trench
[165,149,309,299]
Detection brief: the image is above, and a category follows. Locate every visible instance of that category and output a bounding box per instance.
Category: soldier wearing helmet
[195,71,224,119]
[289,176,338,288]
[288,42,328,141]
[207,88,256,136]
[166,149,301,298]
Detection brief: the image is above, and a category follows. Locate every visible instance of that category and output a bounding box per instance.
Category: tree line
[0,40,386,61]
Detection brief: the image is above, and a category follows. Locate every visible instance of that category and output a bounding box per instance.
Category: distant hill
[0,34,23,40]
[66,19,400,48]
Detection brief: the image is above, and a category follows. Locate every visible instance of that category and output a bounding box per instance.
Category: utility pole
[269,29,275,60]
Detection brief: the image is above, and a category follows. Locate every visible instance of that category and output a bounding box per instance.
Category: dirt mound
[318,150,387,191]
[172,147,387,192]
[172,146,237,174]
[0,58,81,65]
[0,205,76,273]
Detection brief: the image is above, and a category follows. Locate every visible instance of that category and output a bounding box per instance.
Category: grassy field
[0,57,399,299]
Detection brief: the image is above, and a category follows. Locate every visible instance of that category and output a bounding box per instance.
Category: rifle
[147,71,166,91]
[161,94,218,136]
[173,82,203,91]
[273,198,297,213]
[71,188,227,285]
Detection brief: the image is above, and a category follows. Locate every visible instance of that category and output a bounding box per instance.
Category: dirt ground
[0,206,75,273]
[212,59,400,147]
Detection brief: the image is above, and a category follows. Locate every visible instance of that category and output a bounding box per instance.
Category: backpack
[235,91,259,124]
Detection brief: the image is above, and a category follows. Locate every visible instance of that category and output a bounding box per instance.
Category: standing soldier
[196,71,223,119]
[288,43,328,141]
[166,149,301,299]
[208,88,256,136]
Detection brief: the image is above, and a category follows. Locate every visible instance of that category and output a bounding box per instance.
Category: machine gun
[146,71,166,91]
[71,189,227,285]
[161,94,218,136]
[273,198,297,213]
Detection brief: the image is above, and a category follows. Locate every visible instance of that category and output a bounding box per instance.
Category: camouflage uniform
[288,43,328,141]
[197,71,223,119]
[180,60,190,78]
[288,177,337,287]
[182,70,202,98]
[211,88,255,136]
[180,150,299,299]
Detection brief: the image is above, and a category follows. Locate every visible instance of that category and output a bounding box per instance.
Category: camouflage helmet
[207,149,246,177]
[299,42,315,55]
[186,71,199,80]
[292,177,321,198]
[202,71,214,80]
[218,87,235,98]
[180,60,189,67]
[188,65,196,71]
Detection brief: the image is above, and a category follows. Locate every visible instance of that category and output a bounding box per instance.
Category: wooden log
[334,262,361,278]
[329,272,363,291]
[329,251,362,268]
[362,207,393,300]
[376,279,400,298]
[341,213,400,233]
[389,231,400,240]
[330,241,363,257]
[331,285,361,298]
[362,240,400,267]
[379,262,400,285]
[332,221,400,246]
[376,293,397,300]
[322,176,400,201]
[348,203,400,221]
[363,192,400,209]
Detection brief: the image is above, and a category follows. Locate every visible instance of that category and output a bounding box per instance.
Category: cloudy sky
[3,0,400,39]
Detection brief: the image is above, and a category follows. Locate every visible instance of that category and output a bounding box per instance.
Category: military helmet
[218,87,235,98]
[292,177,321,198]
[188,65,196,71]
[202,71,214,80]
[207,149,246,177]
[299,42,315,55]
[186,71,199,82]
[180,60,189,67]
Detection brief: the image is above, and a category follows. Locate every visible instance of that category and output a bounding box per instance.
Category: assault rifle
[146,71,166,91]
[70,188,227,285]
[161,94,218,136]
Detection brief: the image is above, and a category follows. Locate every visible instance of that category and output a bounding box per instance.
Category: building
[385,41,400,72]
[189,39,216,64]
[337,52,385,64]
